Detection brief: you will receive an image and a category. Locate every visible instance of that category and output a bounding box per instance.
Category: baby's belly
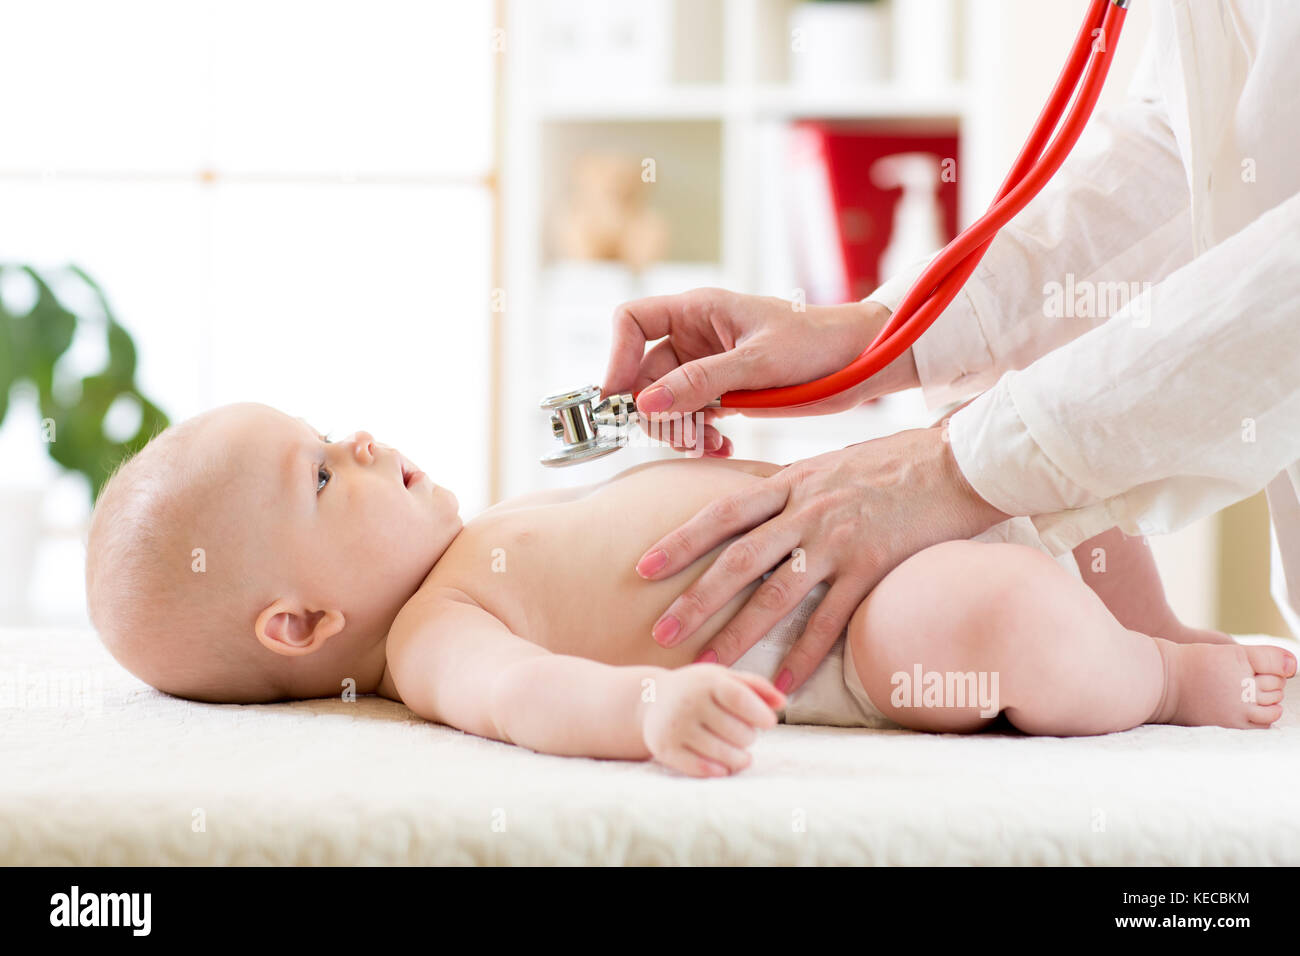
[435,458,771,668]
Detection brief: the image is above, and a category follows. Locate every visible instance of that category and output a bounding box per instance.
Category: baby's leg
[847,540,1295,735]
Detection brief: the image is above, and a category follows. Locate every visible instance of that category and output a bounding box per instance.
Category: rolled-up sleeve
[866,35,1193,410]
[949,188,1300,555]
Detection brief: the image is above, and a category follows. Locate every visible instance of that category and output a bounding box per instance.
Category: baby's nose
[352,430,377,460]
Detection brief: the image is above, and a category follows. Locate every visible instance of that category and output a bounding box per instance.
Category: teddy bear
[551,151,669,271]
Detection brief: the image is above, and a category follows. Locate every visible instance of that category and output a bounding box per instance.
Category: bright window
[0,0,497,622]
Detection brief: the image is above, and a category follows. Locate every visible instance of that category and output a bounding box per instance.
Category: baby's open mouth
[400,458,425,489]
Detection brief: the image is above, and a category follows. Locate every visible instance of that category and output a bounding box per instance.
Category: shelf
[536,86,731,121]
[753,85,968,120]
[535,84,968,123]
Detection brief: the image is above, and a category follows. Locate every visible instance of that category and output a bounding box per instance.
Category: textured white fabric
[864,1,1300,631]
[4,626,1298,865]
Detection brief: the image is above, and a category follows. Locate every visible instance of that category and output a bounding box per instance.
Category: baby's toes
[1247,702,1284,727]
[1244,644,1297,681]
[1250,673,1286,706]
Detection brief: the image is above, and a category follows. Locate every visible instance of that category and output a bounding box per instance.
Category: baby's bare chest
[421,461,765,666]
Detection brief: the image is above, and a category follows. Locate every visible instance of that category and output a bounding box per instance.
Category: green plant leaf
[2,262,170,502]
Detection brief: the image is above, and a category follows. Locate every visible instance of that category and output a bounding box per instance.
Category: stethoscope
[542,0,1130,467]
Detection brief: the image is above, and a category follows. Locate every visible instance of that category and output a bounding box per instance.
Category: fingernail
[694,649,718,664]
[652,615,680,646]
[704,431,722,451]
[635,549,667,578]
[638,386,673,413]
[774,669,794,694]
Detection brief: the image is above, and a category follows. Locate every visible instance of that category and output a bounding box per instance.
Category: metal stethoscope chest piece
[539,385,638,467]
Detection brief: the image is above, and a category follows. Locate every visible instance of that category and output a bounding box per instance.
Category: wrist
[634,666,673,741]
[932,421,1010,535]
[854,300,920,396]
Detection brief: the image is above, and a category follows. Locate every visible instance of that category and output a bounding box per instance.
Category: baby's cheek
[354,499,423,562]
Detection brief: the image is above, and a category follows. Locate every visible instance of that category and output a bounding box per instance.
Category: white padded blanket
[2,626,1297,865]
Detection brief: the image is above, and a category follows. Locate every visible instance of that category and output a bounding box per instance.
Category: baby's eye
[317,466,331,494]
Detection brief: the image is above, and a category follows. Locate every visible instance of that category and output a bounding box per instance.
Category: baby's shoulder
[394,582,483,632]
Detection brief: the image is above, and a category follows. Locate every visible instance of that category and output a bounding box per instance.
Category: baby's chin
[430,483,461,525]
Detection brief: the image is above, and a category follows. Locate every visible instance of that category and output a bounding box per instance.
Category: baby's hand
[641,664,786,777]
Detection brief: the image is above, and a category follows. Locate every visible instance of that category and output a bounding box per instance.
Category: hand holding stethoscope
[601,290,917,455]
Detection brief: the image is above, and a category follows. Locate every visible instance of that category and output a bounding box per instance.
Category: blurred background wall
[0,0,1287,637]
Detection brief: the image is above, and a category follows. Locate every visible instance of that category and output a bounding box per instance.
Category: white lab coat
[866,0,1300,635]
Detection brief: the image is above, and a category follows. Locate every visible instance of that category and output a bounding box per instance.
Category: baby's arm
[386,588,785,775]
[1071,526,1232,644]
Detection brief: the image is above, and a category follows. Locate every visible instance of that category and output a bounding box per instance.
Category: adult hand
[635,424,1010,694]
[602,288,918,456]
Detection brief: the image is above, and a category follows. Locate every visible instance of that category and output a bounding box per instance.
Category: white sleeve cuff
[864,256,998,412]
[948,378,1124,554]
[862,255,931,314]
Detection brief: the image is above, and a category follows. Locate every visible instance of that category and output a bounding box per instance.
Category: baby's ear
[255,600,345,656]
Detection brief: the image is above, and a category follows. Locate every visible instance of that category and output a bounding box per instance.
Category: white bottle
[893,0,957,91]
[870,152,944,281]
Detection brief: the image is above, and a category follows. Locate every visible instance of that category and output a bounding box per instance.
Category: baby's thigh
[845,538,1062,732]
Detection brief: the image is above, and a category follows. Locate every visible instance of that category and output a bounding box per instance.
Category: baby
[85,402,1294,777]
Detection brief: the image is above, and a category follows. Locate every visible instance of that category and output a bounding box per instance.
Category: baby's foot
[1161,623,1236,646]
[1151,640,1296,729]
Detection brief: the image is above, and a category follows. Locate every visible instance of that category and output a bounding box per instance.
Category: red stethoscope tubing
[716,0,1126,410]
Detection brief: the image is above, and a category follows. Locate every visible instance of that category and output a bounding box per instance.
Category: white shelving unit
[498,0,1023,499]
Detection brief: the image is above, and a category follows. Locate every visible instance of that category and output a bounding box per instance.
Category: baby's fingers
[702,704,761,750]
[727,671,787,716]
[662,748,728,778]
[684,728,753,775]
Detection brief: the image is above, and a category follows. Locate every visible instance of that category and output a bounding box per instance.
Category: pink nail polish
[695,649,718,664]
[652,616,680,646]
[775,669,794,694]
[635,549,668,577]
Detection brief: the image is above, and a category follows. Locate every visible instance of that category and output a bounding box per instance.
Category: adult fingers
[651,517,802,648]
[637,346,766,417]
[631,337,682,393]
[636,475,792,581]
[697,560,824,666]
[776,579,867,694]
[603,294,685,395]
[628,340,726,453]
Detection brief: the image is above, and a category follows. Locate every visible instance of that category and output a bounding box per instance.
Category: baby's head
[85,402,462,703]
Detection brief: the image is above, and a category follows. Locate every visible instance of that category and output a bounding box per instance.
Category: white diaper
[730,579,894,727]
[729,516,1080,729]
